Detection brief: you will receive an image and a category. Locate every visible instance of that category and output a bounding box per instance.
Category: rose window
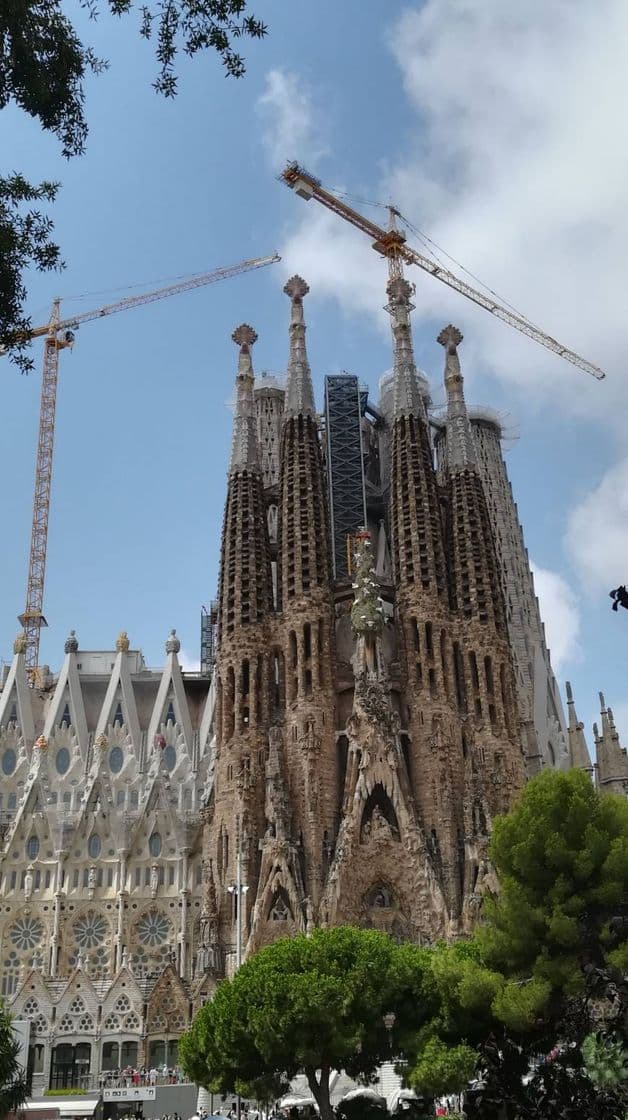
[124,1012,140,1031]
[115,995,131,1013]
[103,1013,120,1031]
[23,998,39,1017]
[78,1014,94,1032]
[59,1015,74,1033]
[10,917,43,951]
[69,997,86,1014]
[74,911,107,949]
[33,1015,48,1035]
[136,910,171,947]
[131,944,171,978]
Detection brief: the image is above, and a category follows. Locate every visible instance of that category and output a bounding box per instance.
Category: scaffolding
[324,375,367,580]
[200,602,218,677]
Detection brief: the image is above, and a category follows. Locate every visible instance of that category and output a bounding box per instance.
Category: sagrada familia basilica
[0,273,626,1092]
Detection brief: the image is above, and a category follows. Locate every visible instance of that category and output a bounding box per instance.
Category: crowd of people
[99,1066,187,1088]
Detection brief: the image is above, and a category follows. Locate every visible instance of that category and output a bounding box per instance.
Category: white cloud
[566,455,628,592]
[179,648,201,672]
[530,561,581,671]
[281,1,628,427]
[257,69,328,171]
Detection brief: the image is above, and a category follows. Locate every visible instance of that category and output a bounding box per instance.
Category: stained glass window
[73,911,107,949]
[109,746,123,774]
[2,748,16,776]
[56,748,70,775]
[136,911,171,947]
[10,916,43,950]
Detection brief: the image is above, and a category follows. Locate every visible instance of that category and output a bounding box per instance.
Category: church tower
[201,275,559,973]
[209,325,274,971]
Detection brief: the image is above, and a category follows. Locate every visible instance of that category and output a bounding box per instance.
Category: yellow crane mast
[281,162,605,382]
[16,251,280,678]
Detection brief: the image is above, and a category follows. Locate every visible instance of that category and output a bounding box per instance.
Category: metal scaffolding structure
[200,601,219,677]
[324,374,367,580]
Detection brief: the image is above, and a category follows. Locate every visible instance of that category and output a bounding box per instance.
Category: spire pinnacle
[594,691,628,793]
[438,324,476,470]
[230,323,261,473]
[387,276,427,420]
[283,275,316,418]
[565,679,593,774]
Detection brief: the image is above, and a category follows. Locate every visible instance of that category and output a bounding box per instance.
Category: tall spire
[230,324,260,472]
[565,681,593,775]
[438,325,476,470]
[284,276,316,418]
[440,324,506,630]
[386,277,427,420]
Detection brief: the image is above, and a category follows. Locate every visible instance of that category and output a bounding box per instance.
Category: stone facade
[203,275,534,977]
[0,631,214,1090]
[1,272,625,1091]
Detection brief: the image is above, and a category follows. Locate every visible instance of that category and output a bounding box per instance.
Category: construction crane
[14,251,280,677]
[281,163,605,382]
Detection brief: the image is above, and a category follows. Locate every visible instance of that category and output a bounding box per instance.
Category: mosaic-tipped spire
[165,629,181,655]
[565,680,593,774]
[230,324,260,472]
[283,276,316,418]
[387,277,427,420]
[64,629,79,654]
[438,325,476,470]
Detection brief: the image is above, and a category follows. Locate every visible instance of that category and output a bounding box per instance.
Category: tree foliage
[0,0,267,370]
[405,770,628,1120]
[179,927,436,1120]
[0,1002,28,1119]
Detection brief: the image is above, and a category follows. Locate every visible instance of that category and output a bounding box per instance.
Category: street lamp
[227,835,249,1120]
[383,1011,396,1051]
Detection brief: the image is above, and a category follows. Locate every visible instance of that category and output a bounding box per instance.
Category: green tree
[0,1003,28,1118]
[406,770,628,1120]
[179,927,436,1120]
[1,0,267,371]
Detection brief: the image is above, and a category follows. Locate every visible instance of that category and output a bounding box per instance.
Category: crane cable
[325,184,545,335]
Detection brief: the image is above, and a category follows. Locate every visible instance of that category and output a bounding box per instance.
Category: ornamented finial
[64,629,79,654]
[166,629,181,654]
[116,631,130,653]
[437,324,463,353]
[232,324,258,351]
[283,275,309,301]
[599,691,606,711]
[13,632,27,655]
[386,276,414,305]
[34,735,48,752]
[439,323,475,471]
[565,680,573,702]
[95,733,108,751]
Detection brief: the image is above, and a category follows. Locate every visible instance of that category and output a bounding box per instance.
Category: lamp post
[227,834,249,1120]
[383,1011,396,1051]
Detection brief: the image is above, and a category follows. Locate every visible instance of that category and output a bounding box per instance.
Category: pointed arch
[360,783,400,843]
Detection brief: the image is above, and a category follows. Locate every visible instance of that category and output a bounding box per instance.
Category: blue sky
[1,0,627,746]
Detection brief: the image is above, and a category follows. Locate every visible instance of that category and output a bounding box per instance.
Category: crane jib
[281,161,605,383]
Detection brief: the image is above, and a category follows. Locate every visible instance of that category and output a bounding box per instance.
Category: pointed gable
[95,644,141,753]
[147,636,194,757]
[0,637,35,744]
[145,966,189,1034]
[43,645,89,750]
